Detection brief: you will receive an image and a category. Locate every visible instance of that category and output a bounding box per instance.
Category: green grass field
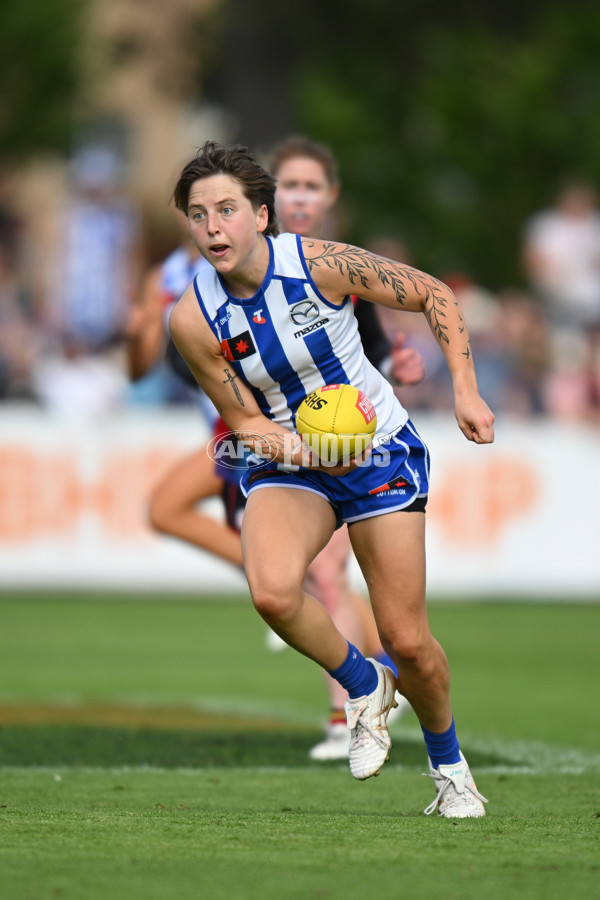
[1,592,599,900]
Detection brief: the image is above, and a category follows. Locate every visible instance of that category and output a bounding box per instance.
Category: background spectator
[0,172,40,401]
[30,145,142,417]
[522,180,600,422]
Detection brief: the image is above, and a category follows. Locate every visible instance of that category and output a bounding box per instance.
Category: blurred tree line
[0,0,84,158]
[209,0,600,288]
[2,0,599,289]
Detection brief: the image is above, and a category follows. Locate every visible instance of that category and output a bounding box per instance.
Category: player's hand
[316,459,357,476]
[312,443,372,476]
[390,332,425,385]
[455,393,495,444]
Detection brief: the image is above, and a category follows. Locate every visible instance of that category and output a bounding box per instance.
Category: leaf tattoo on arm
[305,242,410,305]
[305,242,471,356]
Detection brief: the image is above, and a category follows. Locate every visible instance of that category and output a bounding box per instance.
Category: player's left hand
[390,332,425,385]
[455,394,495,444]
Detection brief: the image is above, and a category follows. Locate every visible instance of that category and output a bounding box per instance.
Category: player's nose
[206,211,220,234]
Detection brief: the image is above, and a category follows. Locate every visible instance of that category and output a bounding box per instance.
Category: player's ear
[328,184,340,207]
[256,204,269,233]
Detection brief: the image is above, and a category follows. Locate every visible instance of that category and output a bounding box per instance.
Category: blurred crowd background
[1,0,599,425]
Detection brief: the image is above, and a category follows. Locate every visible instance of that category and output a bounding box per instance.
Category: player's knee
[390,633,448,691]
[250,587,298,622]
[247,570,302,622]
[385,629,430,671]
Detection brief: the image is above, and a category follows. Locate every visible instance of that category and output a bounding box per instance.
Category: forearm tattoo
[305,242,471,358]
[223,368,245,406]
[234,430,304,466]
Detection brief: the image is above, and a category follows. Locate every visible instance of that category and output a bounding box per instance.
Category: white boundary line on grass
[2,736,598,777]
[395,727,600,775]
[0,762,595,776]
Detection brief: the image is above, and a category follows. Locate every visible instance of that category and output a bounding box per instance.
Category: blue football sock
[374,650,398,678]
[421,717,461,769]
[328,642,378,699]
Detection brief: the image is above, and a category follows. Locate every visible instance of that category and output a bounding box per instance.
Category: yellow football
[295,384,377,464]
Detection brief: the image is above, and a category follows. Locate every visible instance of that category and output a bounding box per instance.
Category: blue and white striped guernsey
[192,232,408,440]
[161,245,209,333]
[162,246,208,301]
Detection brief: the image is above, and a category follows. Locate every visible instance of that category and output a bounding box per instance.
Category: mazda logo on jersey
[290,300,320,325]
[221,330,257,361]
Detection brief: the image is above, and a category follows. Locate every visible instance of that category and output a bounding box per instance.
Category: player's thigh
[151,446,221,511]
[310,525,351,573]
[242,487,337,591]
[348,511,428,638]
[304,527,353,613]
[305,525,351,592]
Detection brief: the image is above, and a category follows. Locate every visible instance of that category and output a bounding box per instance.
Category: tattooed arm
[302,238,495,443]
[169,285,308,464]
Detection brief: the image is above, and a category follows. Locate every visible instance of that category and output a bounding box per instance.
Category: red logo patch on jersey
[368,477,409,496]
[253,309,267,324]
[221,330,257,361]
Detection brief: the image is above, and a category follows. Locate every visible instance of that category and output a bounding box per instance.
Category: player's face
[275,157,338,238]
[187,174,268,282]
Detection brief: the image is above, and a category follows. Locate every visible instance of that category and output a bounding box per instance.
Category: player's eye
[191,211,205,221]
[221,206,233,215]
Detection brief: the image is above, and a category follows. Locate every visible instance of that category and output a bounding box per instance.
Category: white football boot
[387,691,411,725]
[423,751,488,817]
[344,659,397,780]
[308,722,350,760]
[310,690,409,761]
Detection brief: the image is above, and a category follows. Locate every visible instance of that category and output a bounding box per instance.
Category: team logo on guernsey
[294,318,329,338]
[368,477,409,496]
[290,300,319,325]
[253,309,267,324]
[221,330,257,361]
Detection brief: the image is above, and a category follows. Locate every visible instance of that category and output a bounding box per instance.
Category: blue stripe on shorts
[240,418,430,525]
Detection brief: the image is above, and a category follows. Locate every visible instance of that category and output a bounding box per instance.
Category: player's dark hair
[268,136,339,186]
[173,141,279,237]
